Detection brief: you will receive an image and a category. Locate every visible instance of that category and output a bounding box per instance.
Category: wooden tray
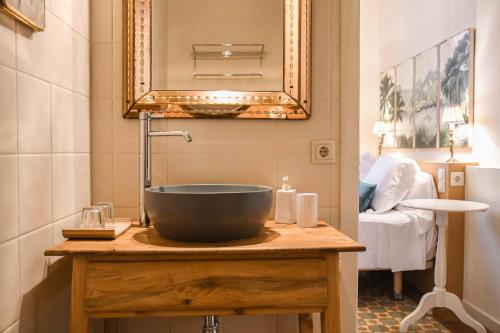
[62,218,132,239]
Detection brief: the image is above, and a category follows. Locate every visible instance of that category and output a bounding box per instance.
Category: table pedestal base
[400,287,486,333]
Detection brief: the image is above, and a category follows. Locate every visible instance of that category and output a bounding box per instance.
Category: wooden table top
[45,221,365,257]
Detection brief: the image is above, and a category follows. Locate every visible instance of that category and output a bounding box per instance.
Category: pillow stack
[361,154,419,213]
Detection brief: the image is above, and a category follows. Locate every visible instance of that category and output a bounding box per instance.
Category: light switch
[450,172,465,187]
[437,167,446,193]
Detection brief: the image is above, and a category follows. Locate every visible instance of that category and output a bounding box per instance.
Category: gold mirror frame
[122,0,312,119]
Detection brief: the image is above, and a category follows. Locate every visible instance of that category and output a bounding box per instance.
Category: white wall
[360,0,476,159]
[0,1,91,332]
[360,0,500,330]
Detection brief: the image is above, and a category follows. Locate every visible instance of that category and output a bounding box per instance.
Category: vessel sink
[145,184,273,242]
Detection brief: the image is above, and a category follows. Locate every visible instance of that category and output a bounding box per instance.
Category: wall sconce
[442,104,465,162]
[372,121,390,158]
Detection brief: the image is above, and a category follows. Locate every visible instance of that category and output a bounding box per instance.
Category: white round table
[399,199,489,333]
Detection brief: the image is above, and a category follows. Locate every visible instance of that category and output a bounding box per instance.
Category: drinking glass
[81,206,104,229]
[94,202,115,229]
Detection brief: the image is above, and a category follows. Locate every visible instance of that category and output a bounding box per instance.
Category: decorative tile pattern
[358,273,451,333]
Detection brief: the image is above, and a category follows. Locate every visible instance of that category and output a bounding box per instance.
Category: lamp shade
[372,121,390,135]
[441,104,465,124]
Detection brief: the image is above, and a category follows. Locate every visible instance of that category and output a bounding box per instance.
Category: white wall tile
[51,86,90,153]
[52,154,91,221]
[50,14,75,91]
[0,239,20,332]
[169,317,203,333]
[17,73,51,153]
[113,99,139,153]
[167,153,224,185]
[0,155,18,243]
[117,318,170,333]
[90,0,113,43]
[19,225,52,295]
[18,155,52,235]
[277,100,332,154]
[16,17,52,81]
[0,65,17,153]
[112,154,139,207]
[91,98,113,153]
[112,43,122,98]
[3,321,19,333]
[112,0,122,42]
[91,43,112,98]
[91,153,114,203]
[53,212,81,246]
[278,154,331,206]
[223,315,276,333]
[49,0,89,40]
[222,154,277,188]
[73,33,90,96]
[0,13,15,68]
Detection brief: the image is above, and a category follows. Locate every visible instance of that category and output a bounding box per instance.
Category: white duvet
[358,171,438,272]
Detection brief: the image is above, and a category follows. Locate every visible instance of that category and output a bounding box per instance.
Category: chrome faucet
[139,111,192,227]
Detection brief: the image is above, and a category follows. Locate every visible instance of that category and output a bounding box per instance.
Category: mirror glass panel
[152,0,283,92]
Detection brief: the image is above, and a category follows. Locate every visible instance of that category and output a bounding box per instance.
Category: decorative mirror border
[122,0,312,119]
[379,28,475,149]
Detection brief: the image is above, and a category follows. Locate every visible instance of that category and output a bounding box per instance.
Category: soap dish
[62,218,132,239]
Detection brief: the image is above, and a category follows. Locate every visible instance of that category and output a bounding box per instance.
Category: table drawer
[85,258,328,313]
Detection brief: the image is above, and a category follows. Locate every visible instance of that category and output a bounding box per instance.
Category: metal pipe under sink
[139,111,192,228]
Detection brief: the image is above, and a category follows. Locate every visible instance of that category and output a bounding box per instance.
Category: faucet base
[203,315,219,333]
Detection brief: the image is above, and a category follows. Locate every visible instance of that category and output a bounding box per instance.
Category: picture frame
[0,0,45,32]
[379,28,475,150]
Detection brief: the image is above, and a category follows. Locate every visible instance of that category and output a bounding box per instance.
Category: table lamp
[441,105,465,162]
[372,121,390,157]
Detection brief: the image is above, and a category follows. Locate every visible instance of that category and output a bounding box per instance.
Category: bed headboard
[407,161,478,298]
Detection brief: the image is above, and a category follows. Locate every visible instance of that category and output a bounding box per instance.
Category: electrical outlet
[311,140,335,164]
[450,172,465,187]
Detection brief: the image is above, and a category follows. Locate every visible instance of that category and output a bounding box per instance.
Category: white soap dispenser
[275,176,297,224]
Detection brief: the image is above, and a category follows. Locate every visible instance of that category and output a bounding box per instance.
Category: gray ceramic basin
[145,184,273,242]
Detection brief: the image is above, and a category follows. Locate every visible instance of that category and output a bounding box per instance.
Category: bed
[358,154,438,300]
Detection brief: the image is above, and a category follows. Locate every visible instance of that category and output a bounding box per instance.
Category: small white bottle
[275,176,297,224]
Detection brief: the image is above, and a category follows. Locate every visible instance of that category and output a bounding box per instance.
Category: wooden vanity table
[45,221,364,333]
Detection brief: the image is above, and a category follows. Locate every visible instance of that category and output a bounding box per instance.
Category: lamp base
[446,157,459,163]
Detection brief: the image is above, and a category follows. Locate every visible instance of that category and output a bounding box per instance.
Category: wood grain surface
[46,221,365,257]
[85,258,327,313]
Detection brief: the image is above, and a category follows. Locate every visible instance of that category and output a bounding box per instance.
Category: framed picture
[439,29,474,148]
[379,68,396,148]
[0,0,45,31]
[414,46,439,148]
[395,59,415,148]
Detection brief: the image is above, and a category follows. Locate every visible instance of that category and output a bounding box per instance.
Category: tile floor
[357,272,487,333]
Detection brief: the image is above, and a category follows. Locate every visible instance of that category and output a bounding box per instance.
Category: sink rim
[146,184,273,195]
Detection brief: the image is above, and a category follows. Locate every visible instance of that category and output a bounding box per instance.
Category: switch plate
[450,171,465,187]
[311,140,335,164]
[437,167,446,193]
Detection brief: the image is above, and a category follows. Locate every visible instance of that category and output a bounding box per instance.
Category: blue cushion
[359,181,377,212]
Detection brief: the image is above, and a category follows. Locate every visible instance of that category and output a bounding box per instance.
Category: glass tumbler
[94,202,115,230]
[81,206,104,229]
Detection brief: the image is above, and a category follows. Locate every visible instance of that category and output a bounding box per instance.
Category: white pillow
[363,154,418,212]
[359,152,377,180]
[404,172,437,200]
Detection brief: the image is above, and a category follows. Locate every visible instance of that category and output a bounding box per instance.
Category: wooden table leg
[299,313,314,333]
[71,256,90,333]
[321,253,340,333]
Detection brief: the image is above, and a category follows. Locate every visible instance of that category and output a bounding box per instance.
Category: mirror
[123,0,312,119]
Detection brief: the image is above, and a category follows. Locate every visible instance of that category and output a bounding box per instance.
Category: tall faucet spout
[139,112,192,227]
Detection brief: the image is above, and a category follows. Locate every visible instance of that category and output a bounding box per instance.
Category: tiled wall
[0,1,90,332]
[90,0,341,332]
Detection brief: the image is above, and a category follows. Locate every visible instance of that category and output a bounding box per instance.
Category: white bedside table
[399,199,489,333]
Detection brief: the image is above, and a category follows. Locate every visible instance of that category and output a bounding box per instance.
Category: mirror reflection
[151,0,284,92]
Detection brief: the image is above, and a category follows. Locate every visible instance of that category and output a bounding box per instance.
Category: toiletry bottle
[275,176,297,224]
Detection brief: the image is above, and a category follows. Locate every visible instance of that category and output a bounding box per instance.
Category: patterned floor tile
[358,272,451,333]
